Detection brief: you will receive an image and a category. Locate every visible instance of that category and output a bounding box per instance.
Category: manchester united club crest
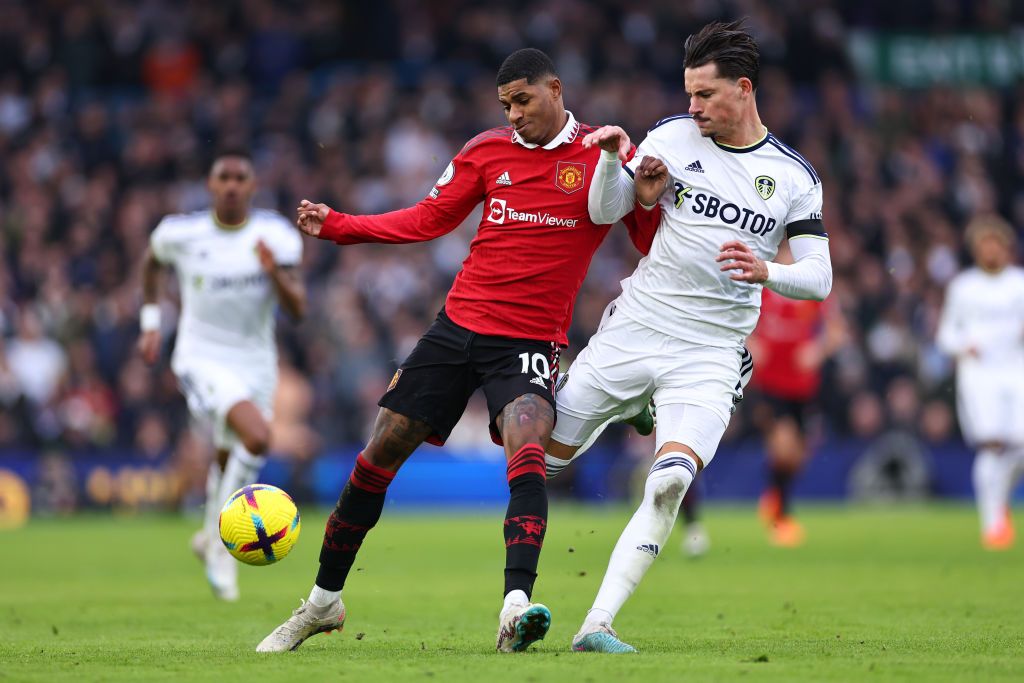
[555,161,586,194]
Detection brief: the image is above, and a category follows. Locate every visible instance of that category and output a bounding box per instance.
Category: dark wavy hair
[684,20,760,89]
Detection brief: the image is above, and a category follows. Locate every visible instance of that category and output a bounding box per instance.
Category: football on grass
[219,484,301,566]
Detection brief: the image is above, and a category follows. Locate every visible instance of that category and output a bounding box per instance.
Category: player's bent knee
[656,441,704,470]
[241,428,271,456]
[500,394,555,449]
[363,409,433,471]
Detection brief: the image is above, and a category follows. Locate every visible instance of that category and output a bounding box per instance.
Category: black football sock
[315,453,395,591]
[503,444,548,599]
[770,465,795,518]
[680,481,701,525]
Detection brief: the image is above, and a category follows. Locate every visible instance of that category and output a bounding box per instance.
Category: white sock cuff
[309,585,341,608]
[545,454,572,478]
[648,452,698,480]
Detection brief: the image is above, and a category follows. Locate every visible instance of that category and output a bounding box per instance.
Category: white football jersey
[937,265,1024,370]
[150,209,303,369]
[616,115,825,347]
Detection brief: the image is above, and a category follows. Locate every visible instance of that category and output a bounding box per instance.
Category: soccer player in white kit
[544,21,834,652]
[937,215,1024,551]
[136,151,306,600]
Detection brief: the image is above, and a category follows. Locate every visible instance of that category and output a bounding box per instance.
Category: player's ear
[737,76,754,97]
[547,76,562,101]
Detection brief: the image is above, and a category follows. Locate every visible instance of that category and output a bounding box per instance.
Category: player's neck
[212,209,249,231]
[716,114,766,148]
[536,109,569,147]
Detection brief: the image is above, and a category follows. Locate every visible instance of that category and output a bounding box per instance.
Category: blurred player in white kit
[937,214,1024,551]
[136,150,306,598]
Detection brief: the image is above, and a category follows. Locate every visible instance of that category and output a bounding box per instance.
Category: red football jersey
[317,114,659,345]
[750,289,825,400]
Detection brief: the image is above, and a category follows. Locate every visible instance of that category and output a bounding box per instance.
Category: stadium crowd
[1,0,1023,476]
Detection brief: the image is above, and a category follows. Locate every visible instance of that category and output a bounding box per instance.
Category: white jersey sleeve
[588,150,636,225]
[936,277,968,357]
[784,182,823,227]
[150,216,186,265]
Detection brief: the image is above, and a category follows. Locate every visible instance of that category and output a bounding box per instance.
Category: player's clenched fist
[634,156,669,208]
[581,125,632,163]
[296,199,330,237]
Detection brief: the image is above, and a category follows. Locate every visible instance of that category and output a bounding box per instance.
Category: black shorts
[754,392,811,430]
[379,309,560,446]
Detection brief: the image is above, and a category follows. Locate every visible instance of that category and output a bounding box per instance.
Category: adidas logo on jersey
[684,160,704,173]
[496,171,512,185]
[529,376,547,387]
[636,543,659,557]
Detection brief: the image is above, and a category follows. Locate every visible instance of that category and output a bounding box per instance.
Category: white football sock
[972,447,1012,533]
[217,444,266,509]
[309,585,341,608]
[210,445,265,547]
[503,589,529,611]
[203,460,223,537]
[585,452,697,628]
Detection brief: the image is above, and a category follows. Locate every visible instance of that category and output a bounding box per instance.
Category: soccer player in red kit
[256,48,660,654]
[748,285,845,546]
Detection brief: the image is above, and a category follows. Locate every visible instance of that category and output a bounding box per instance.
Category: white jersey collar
[512,111,579,150]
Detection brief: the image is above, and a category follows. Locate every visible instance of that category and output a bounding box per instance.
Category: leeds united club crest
[755,175,775,201]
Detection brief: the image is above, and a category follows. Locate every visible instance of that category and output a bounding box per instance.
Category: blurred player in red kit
[748,272,845,546]
[256,48,661,654]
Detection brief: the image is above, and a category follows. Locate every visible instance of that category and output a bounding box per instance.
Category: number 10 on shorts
[519,352,551,378]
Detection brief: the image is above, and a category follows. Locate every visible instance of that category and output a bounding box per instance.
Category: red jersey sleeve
[318,151,486,245]
[622,203,661,255]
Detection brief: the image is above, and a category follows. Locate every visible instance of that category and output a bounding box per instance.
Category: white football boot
[682,522,711,558]
[495,602,551,652]
[256,599,347,652]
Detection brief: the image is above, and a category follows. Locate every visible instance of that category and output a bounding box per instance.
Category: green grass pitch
[2,504,1022,682]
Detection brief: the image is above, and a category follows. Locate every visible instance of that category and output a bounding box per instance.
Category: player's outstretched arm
[296,183,478,247]
[256,240,307,320]
[137,247,163,365]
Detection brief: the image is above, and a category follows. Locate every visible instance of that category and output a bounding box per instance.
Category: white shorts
[172,357,276,450]
[957,366,1024,447]
[552,307,751,465]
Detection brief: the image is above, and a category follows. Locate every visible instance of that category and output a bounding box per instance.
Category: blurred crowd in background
[2,0,1023,484]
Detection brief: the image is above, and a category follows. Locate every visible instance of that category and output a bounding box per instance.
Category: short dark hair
[683,20,760,90]
[496,48,557,87]
[210,147,253,170]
